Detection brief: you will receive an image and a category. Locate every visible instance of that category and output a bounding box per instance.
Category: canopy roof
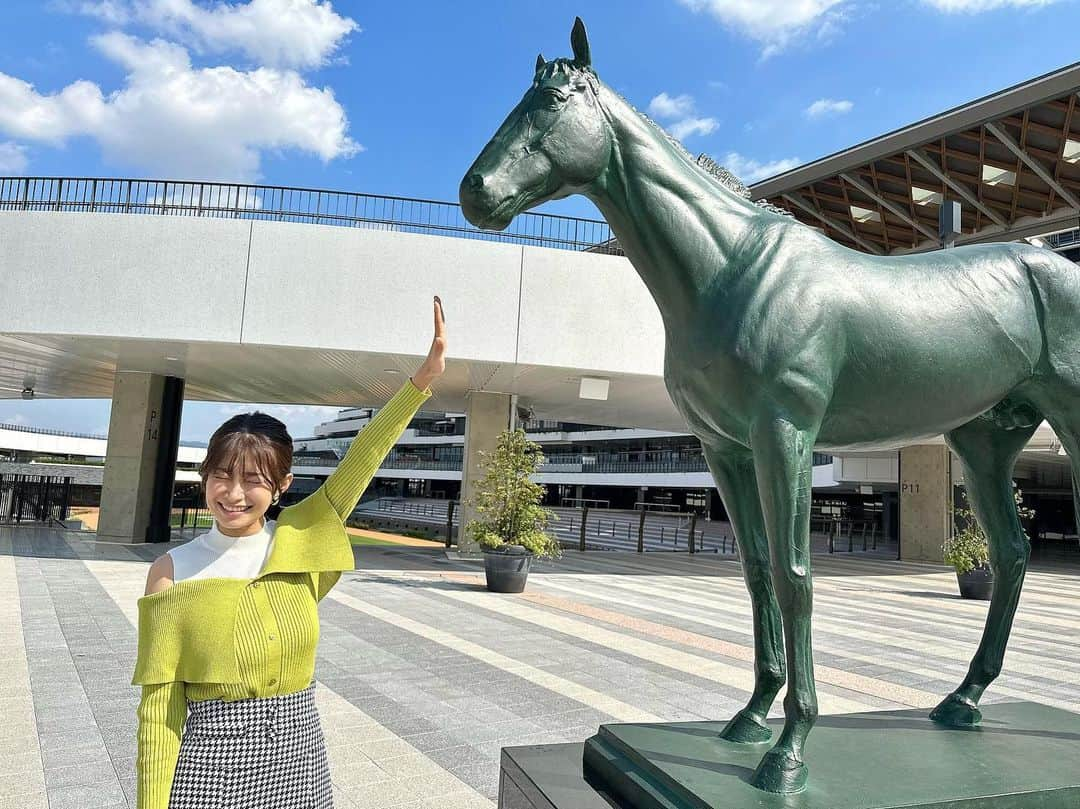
[749,61,1080,254]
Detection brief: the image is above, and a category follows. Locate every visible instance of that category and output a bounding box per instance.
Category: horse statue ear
[535,52,545,73]
[570,17,591,67]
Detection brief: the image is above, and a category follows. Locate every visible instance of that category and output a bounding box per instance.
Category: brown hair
[199,413,293,513]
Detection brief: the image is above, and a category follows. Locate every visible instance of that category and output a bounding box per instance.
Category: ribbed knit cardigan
[133,378,431,809]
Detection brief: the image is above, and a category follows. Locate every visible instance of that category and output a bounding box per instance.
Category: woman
[133,297,447,809]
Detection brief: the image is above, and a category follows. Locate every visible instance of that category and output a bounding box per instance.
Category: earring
[271,493,280,506]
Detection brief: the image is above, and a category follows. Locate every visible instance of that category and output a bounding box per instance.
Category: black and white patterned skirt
[169,681,333,809]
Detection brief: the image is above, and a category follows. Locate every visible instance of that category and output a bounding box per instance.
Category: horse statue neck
[586,82,770,329]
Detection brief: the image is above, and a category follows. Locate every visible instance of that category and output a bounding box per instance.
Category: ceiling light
[383,369,400,374]
[1064,139,1080,163]
[579,376,610,401]
[982,164,1015,186]
[165,356,180,361]
[911,186,941,206]
[850,205,880,223]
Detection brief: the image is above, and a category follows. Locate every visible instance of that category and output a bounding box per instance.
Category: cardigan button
[252,581,261,588]
[268,678,277,686]
[268,634,276,641]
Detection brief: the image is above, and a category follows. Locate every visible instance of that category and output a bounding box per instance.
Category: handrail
[0,176,622,255]
[0,422,106,440]
[0,420,206,448]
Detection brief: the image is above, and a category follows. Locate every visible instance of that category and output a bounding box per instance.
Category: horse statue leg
[747,415,819,794]
[931,414,1039,726]
[701,440,785,743]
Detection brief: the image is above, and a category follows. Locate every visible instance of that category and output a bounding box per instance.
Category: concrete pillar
[98,372,184,543]
[899,444,952,563]
[457,390,517,555]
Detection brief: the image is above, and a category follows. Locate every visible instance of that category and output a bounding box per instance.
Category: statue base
[498,702,1080,808]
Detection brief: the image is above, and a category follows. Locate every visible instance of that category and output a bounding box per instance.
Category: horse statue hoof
[750,749,808,794]
[930,693,982,727]
[719,709,772,743]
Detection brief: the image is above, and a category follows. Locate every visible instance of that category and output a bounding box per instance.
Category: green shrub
[944,487,1034,574]
[466,428,561,559]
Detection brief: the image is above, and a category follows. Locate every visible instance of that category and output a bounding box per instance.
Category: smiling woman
[133,296,447,809]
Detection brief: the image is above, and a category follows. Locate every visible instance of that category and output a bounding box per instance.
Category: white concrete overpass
[0,209,674,430]
[0,184,1071,556]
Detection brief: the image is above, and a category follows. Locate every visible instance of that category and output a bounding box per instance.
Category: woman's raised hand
[410,296,446,392]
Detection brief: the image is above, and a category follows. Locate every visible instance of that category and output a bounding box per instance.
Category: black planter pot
[956,566,994,600]
[483,546,533,593]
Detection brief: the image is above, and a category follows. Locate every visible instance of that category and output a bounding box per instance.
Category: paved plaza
[2,524,1079,809]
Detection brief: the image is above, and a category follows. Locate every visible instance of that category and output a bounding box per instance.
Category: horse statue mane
[554,62,794,252]
[565,60,792,219]
[693,154,794,218]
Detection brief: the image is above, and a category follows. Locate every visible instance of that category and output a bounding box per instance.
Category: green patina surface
[462,16,1080,796]
[583,702,1080,808]
[504,703,1080,809]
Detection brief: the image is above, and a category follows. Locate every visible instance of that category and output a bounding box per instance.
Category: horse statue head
[459,18,610,230]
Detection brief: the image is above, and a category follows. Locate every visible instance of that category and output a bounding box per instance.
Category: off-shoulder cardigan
[132,378,431,809]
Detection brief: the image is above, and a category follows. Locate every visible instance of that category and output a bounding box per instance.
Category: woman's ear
[279,472,294,495]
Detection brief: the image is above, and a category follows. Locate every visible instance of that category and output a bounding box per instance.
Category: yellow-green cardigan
[132,379,431,809]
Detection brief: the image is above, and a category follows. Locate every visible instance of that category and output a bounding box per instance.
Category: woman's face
[204,465,292,537]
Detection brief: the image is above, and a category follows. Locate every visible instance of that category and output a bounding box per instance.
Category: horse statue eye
[541,87,567,105]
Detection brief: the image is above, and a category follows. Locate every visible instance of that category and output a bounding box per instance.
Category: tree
[944,486,1034,574]
[466,428,561,558]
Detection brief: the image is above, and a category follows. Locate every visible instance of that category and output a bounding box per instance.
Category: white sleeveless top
[168,519,277,582]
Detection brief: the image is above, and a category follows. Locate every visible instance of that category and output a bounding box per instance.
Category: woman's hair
[199,412,293,519]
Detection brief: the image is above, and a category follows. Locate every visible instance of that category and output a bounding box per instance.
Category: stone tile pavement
[2,524,1078,808]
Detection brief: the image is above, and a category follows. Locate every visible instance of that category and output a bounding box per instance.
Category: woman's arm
[322,377,432,520]
[135,681,187,809]
[322,296,446,521]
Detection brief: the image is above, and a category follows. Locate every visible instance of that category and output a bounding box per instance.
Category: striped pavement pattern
[1,524,1078,808]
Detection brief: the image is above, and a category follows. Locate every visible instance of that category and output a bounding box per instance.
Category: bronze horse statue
[460,18,1080,795]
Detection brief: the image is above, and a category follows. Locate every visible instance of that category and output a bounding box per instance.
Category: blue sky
[0,0,1077,441]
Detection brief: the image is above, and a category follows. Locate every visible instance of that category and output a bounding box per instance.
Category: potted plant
[944,487,1034,600]
[465,427,560,592]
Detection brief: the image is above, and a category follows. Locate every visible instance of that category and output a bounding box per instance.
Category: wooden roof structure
[749,61,1080,255]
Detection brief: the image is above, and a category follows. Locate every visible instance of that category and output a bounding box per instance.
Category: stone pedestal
[457,390,517,554]
[500,702,1080,808]
[899,444,952,563]
[97,372,184,543]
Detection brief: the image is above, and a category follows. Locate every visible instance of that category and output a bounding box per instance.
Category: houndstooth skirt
[169,681,333,809]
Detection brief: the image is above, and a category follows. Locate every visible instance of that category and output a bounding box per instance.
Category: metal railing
[1048,229,1080,250]
[0,422,107,441]
[294,451,830,475]
[0,473,72,524]
[0,177,622,255]
[293,455,463,471]
[354,497,894,556]
[0,420,206,448]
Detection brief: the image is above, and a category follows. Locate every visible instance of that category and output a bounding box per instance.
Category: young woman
[132,297,447,809]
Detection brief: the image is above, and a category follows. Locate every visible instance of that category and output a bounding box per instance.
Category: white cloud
[648,92,695,119]
[71,0,131,25]
[670,117,720,139]
[678,0,1060,56]
[0,74,107,143]
[678,0,849,57]
[805,97,854,118]
[0,33,359,179]
[73,0,358,69]
[0,142,29,173]
[216,402,342,440]
[722,151,802,183]
[648,91,719,141]
[920,0,1060,10]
